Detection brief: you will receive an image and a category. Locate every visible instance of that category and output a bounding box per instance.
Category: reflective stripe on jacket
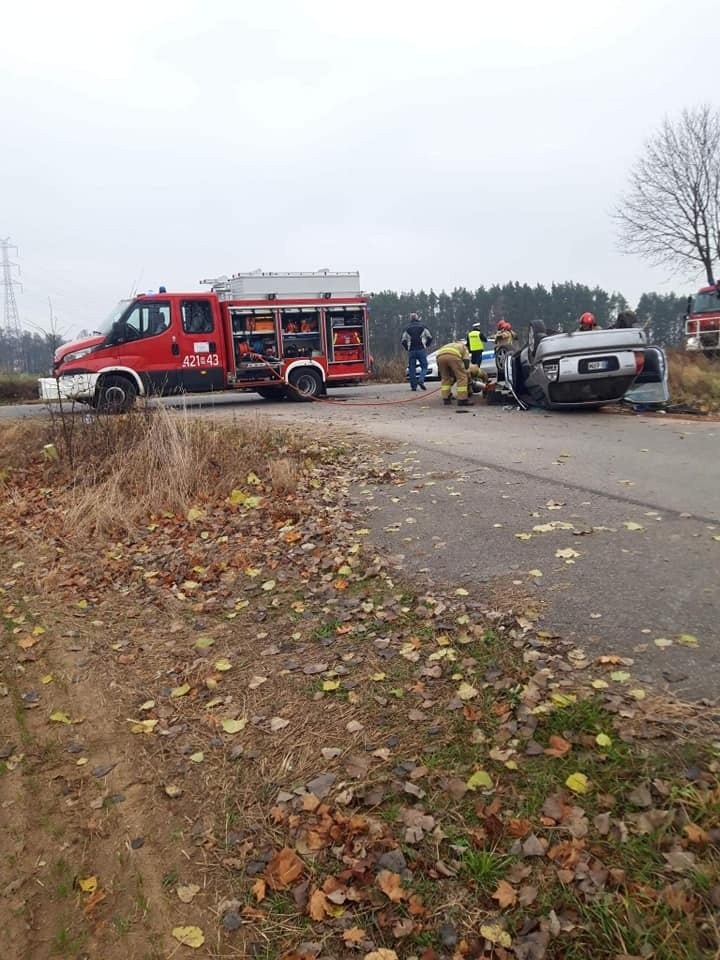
[467,330,484,352]
[436,341,470,360]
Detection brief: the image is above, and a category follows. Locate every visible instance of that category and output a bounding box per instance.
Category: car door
[176,298,225,392]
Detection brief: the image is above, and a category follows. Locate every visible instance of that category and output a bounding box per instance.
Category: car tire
[527,319,547,362]
[95,374,138,413]
[287,367,323,401]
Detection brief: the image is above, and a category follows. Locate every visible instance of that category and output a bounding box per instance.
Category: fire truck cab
[685,283,720,357]
[39,270,371,410]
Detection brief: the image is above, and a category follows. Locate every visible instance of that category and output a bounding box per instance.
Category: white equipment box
[203,270,362,301]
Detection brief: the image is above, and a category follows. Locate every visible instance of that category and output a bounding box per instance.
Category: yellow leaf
[188,752,204,763]
[454,587,469,596]
[623,521,644,531]
[565,772,590,794]
[246,471,262,486]
[245,566,262,578]
[322,680,341,691]
[76,757,88,766]
[528,568,543,577]
[128,718,158,734]
[555,547,580,560]
[551,692,577,707]
[186,507,205,522]
[32,625,45,636]
[457,682,478,701]
[194,636,214,649]
[466,770,493,790]
[371,672,387,682]
[261,580,276,591]
[214,658,232,672]
[515,533,532,541]
[41,674,54,685]
[49,710,71,724]
[677,633,699,646]
[170,683,190,698]
[610,671,631,682]
[221,718,247,734]
[591,679,608,689]
[79,876,97,893]
[595,733,612,748]
[654,637,673,648]
[172,926,205,949]
[480,923,512,947]
[629,688,646,700]
[77,599,88,610]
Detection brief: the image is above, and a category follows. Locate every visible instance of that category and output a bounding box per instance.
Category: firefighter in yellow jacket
[436,340,475,406]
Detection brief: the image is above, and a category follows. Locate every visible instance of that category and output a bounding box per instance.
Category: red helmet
[497,320,511,331]
[579,312,596,328]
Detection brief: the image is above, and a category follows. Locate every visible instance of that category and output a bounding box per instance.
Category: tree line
[368,283,687,359]
[0,329,60,376]
[0,283,689,373]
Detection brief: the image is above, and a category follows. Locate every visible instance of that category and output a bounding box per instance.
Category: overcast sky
[1,0,716,336]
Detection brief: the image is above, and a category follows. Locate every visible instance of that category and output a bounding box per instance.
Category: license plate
[587,360,609,371]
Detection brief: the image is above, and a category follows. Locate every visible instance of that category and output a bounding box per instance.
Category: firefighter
[494,320,518,349]
[436,340,473,405]
[466,322,485,366]
[579,311,598,331]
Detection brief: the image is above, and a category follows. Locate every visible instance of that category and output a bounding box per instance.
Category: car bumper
[38,373,98,402]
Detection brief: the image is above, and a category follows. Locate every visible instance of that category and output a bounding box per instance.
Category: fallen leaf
[164,784,183,798]
[457,681,478,701]
[248,676,267,689]
[466,770,493,790]
[265,847,304,889]
[610,671,631,682]
[79,876,97,893]
[480,923,512,947]
[377,870,406,902]
[188,752,204,763]
[170,683,190,698]
[492,879,517,909]
[555,547,580,560]
[214,658,232,671]
[654,637,673,648]
[544,735,571,758]
[40,674,53,685]
[308,887,329,921]
[623,521,644,531]
[363,951,399,960]
[49,711,71,724]
[677,633,699,646]
[528,568,543,577]
[222,718,247,734]
[515,533,532,541]
[252,878,267,902]
[343,927,366,944]
[270,717,290,732]
[595,733,612,749]
[565,772,590,794]
[176,883,200,903]
[172,926,205,949]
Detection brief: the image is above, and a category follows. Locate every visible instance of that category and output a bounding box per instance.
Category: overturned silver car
[496,321,668,410]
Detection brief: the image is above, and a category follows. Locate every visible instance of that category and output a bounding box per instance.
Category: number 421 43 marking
[182,354,220,368]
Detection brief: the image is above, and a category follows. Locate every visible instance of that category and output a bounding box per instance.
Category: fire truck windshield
[692,291,720,314]
[93,299,134,336]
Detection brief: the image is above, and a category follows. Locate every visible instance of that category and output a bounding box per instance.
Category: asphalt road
[4,384,720,699]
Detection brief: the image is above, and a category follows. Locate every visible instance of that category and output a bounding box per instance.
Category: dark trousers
[408,349,428,387]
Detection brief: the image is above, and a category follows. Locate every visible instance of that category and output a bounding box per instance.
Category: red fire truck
[685,283,720,357]
[39,270,371,410]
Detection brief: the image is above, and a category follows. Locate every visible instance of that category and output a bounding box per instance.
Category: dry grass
[0,372,38,403]
[667,350,720,412]
[0,405,311,536]
[373,356,407,383]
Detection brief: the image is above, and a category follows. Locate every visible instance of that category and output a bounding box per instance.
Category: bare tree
[616,105,720,284]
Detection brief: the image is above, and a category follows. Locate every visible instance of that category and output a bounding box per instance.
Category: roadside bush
[373,356,406,383]
[0,373,39,403]
[667,350,720,412]
[0,405,314,535]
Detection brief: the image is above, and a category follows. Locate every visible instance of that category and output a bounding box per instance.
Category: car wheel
[96,374,137,413]
[287,367,323,401]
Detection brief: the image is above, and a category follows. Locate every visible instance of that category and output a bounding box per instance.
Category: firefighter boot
[443,397,453,406]
[457,398,474,406]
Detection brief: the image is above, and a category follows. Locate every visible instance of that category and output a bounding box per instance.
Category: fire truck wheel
[287,368,323,401]
[256,387,286,400]
[96,374,138,413]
